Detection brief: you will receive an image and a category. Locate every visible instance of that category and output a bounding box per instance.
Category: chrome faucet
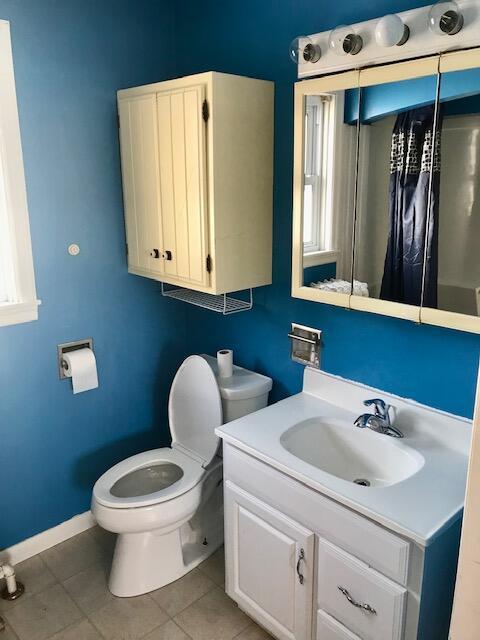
[354,398,404,438]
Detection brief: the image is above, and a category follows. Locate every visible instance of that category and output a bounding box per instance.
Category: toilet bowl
[92,354,272,597]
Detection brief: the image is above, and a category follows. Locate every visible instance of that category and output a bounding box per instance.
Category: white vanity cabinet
[222,443,460,640]
[117,72,273,295]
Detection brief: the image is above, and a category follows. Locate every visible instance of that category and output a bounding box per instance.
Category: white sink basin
[280,418,425,487]
[217,368,471,544]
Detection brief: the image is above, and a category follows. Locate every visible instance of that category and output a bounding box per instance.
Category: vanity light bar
[296,0,480,79]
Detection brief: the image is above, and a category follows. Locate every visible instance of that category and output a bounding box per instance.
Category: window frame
[0,19,39,327]
[302,92,342,268]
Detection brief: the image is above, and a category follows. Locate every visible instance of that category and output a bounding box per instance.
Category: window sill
[303,250,339,268]
[0,299,41,327]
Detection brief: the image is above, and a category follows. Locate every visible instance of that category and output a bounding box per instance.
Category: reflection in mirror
[301,89,359,295]
[353,74,438,305]
[422,66,480,317]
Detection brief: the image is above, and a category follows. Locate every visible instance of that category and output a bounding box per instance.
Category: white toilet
[92,354,272,597]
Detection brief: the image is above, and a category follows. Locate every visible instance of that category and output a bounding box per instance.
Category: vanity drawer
[317,539,407,640]
[316,610,361,640]
[224,444,411,585]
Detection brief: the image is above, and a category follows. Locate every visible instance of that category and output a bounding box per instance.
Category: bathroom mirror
[292,49,480,333]
[292,71,360,308]
[353,65,439,322]
[420,60,480,332]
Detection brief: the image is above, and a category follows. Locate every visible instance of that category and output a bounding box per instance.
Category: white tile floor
[0,528,272,640]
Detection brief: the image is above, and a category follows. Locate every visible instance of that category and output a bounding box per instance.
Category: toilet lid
[169,355,222,466]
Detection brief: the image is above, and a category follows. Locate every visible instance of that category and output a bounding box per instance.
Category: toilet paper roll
[63,348,99,394]
[217,349,233,378]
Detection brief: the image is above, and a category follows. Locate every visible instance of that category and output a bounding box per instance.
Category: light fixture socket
[289,36,321,64]
[343,33,363,55]
[397,24,410,45]
[439,9,463,34]
[329,26,363,56]
[303,42,321,63]
[429,1,464,36]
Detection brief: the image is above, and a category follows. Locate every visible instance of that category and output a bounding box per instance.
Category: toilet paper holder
[57,339,94,379]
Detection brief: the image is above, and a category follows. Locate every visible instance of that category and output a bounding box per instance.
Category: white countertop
[216,367,471,546]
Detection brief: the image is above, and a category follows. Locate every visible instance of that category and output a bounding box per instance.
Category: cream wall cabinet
[118,72,273,295]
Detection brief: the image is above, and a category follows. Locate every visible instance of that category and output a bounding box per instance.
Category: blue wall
[0,0,187,549]
[345,67,480,123]
[175,0,480,417]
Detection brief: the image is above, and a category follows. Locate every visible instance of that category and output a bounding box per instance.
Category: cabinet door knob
[162,250,173,261]
[337,586,377,615]
[296,548,305,585]
[150,249,160,259]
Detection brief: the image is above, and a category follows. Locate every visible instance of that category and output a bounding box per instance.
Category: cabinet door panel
[157,85,208,286]
[118,95,163,274]
[225,480,314,640]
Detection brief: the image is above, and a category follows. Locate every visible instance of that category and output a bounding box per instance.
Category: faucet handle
[364,398,390,419]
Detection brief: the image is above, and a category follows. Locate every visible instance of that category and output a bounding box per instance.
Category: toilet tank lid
[202,354,272,401]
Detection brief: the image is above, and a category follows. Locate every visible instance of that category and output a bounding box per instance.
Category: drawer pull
[338,586,377,615]
[296,548,305,585]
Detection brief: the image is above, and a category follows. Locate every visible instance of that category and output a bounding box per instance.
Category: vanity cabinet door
[224,481,314,640]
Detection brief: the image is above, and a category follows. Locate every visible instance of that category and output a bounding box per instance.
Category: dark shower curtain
[380,105,441,308]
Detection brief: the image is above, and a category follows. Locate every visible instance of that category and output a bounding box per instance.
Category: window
[303,94,337,265]
[0,20,38,327]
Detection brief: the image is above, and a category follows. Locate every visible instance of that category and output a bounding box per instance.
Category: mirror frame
[292,48,480,334]
[420,48,480,334]
[292,69,359,310]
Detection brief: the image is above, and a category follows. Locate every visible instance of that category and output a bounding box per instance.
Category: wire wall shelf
[161,283,253,315]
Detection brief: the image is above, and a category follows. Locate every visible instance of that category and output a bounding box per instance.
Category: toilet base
[109,525,223,597]
[107,478,224,597]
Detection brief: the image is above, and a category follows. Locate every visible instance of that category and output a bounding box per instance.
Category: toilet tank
[202,355,272,423]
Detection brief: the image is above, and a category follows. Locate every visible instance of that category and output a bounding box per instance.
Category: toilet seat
[93,447,206,509]
[93,355,223,511]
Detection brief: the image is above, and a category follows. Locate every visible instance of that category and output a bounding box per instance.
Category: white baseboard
[0,511,96,566]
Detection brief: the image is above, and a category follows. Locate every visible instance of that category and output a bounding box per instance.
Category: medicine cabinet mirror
[292,48,480,334]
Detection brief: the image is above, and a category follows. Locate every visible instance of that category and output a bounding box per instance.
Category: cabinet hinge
[117,113,120,129]
[125,243,129,257]
[202,99,209,123]
[206,254,212,273]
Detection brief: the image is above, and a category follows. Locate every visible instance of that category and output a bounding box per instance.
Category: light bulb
[428,1,464,35]
[328,25,363,56]
[375,14,410,47]
[289,36,321,64]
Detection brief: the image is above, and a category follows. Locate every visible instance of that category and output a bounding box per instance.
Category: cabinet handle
[162,250,173,261]
[337,586,377,615]
[150,249,160,259]
[296,548,305,585]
